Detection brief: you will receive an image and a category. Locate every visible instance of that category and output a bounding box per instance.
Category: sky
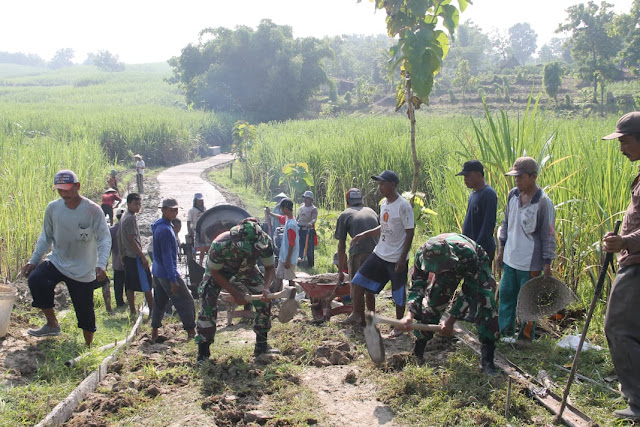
[1,0,635,64]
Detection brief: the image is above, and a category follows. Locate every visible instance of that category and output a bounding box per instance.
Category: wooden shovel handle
[368,313,463,333]
[221,287,294,303]
[368,313,442,332]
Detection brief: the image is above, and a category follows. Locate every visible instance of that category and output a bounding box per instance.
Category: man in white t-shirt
[351,170,415,337]
[187,192,207,264]
[134,154,145,193]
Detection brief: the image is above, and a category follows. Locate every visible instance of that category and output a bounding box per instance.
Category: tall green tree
[557,1,620,103]
[49,48,74,69]
[508,22,538,64]
[359,0,469,193]
[614,0,640,73]
[452,59,472,102]
[543,62,564,104]
[445,21,490,73]
[168,20,333,122]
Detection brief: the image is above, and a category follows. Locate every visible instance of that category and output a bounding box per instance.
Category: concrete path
[156,154,233,241]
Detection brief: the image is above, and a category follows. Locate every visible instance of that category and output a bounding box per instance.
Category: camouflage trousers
[195,268,271,344]
[412,274,500,344]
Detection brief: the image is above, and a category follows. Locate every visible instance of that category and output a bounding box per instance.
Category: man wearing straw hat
[496,156,556,342]
[100,187,121,226]
[134,154,145,193]
[601,112,640,421]
[21,169,111,347]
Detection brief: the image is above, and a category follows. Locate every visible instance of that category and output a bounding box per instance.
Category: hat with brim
[505,157,538,176]
[194,192,204,200]
[456,160,484,176]
[53,169,79,190]
[602,112,640,140]
[105,188,117,193]
[371,170,399,184]
[134,154,142,159]
[517,276,576,322]
[273,192,288,202]
[302,190,314,200]
[160,198,180,209]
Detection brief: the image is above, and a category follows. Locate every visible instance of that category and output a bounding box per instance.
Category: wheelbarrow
[296,273,352,323]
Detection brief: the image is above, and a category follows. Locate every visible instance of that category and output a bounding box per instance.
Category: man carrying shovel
[601,112,640,421]
[196,218,278,362]
[398,233,499,375]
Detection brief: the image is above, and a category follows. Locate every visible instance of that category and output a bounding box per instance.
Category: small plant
[279,162,314,201]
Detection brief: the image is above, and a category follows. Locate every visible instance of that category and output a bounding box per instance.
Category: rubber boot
[480,341,498,376]
[254,332,280,356]
[413,339,428,362]
[197,342,211,363]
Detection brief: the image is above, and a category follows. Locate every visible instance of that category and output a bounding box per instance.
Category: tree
[359,0,469,193]
[90,50,125,72]
[445,21,490,73]
[168,20,333,122]
[538,37,572,64]
[557,1,620,103]
[543,62,564,104]
[0,51,45,67]
[49,48,74,69]
[614,0,640,73]
[508,22,538,64]
[452,59,472,102]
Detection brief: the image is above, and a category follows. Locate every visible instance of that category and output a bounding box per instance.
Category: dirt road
[59,155,399,426]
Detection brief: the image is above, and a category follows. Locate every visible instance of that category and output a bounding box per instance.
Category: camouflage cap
[229,218,271,252]
[417,236,460,274]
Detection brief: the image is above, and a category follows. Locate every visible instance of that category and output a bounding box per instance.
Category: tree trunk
[407,75,420,196]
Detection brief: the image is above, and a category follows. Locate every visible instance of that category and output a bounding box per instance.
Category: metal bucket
[195,204,251,247]
[0,285,18,338]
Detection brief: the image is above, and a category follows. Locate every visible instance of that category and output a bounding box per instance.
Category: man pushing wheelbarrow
[398,233,500,375]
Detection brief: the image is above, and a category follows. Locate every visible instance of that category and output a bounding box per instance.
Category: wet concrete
[156,154,234,241]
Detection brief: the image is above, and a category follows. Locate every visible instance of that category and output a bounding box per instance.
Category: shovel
[278,287,298,323]
[364,312,461,363]
[220,287,298,323]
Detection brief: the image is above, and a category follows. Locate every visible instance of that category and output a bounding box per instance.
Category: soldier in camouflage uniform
[401,233,499,375]
[195,218,277,362]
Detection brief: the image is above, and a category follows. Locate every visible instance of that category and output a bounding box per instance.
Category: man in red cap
[21,169,111,347]
[602,112,640,421]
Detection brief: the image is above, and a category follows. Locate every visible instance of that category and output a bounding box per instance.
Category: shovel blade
[277,288,298,323]
[364,323,385,364]
[278,299,297,323]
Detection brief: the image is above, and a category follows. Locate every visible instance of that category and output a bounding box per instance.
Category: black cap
[279,197,294,210]
[456,160,484,176]
[371,170,399,184]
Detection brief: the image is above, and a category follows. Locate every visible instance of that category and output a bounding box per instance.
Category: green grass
[0,64,237,281]
[0,295,145,425]
[210,161,627,426]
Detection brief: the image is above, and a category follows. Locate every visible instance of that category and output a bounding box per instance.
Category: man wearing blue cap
[21,169,111,347]
[351,170,415,336]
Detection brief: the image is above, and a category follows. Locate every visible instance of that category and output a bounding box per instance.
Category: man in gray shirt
[21,170,111,347]
[335,188,379,326]
[117,193,153,316]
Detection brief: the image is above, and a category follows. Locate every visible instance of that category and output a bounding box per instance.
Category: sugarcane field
[2,1,640,426]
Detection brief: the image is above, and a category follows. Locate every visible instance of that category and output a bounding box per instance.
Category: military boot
[197,342,211,363]
[480,341,498,376]
[413,338,428,362]
[254,332,280,357]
